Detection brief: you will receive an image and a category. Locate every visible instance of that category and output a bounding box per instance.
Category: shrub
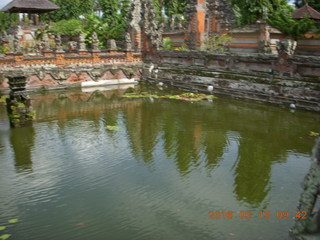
[50,19,83,36]
[202,33,233,53]
[162,38,174,50]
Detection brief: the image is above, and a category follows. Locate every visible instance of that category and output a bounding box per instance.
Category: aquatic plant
[105,125,121,131]
[0,218,19,240]
[123,92,216,102]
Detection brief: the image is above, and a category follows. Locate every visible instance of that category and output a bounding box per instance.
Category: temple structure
[2,0,59,25]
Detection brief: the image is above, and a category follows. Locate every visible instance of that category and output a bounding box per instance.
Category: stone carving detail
[291,138,320,237]
[107,39,117,51]
[8,35,14,53]
[43,33,50,51]
[167,15,184,31]
[125,32,133,51]
[92,32,100,51]
[79,33,87,51]
[14,32,21,53]
[206,0,236,32]
[276,39,297,56]
[126,0,142,51]
[55,34,63,52]
[141,0,163,51]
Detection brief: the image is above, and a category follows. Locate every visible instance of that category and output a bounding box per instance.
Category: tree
[232,0,293,26]
[0,12,19,32]
[163,0,187,16]
[268,10,315,40]
[43,0,94,22]
[120,0,131,20]
[295,0,320,12]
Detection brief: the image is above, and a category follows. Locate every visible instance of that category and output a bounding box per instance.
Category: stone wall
[0,63,142,92]
[143,51,320,112]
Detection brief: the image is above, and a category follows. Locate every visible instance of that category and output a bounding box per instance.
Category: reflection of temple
[26,88,320,207]
[122,98,317,207]
[10,126,35,173]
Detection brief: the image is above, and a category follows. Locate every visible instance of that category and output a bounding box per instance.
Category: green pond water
[0,84,319,240]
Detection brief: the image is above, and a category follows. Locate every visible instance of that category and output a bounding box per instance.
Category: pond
[0,84,319,240]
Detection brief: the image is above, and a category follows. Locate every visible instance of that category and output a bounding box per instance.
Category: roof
[292,4,320,20]
[1,0,60,13]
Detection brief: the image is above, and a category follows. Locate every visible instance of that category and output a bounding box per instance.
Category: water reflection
[25,87,320,208]
[10,126,35,173]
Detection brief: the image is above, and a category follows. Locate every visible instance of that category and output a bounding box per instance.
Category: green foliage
[0,45,9,54]
[34,24,51,40]
[0,12,19,32]
[42,0,94,21]
[7,220,18,225]
[162,38,174,50]
[50,19,83,36]
[202,33,233,53]
[232,0,293,26]
[0,234,11,240]
[105,125,121,131]
[163,0,188,17]
[123,92,216,102]
[85,0,131,42]
[120,0,131,20]
[83,13,124,47]
[0,218,19,240]
[295,0,320,12]
[268,11,315,40]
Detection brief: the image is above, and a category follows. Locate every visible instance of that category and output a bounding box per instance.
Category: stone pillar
[92,32,100,51]
[91,32,101,64]
[6,35,15,57]
[14,53,24,65]
[107,39,117,53]
[127,0,142,52]
[56,51,65,66]
[273,40,297,76]
[55,34,66,66]
[42,33,53,57]
[78,33,88,55]
[257,7,272,54]
[184,0,206,49]
[6,75,35,128]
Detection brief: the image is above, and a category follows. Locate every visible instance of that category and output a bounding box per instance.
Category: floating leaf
[309,131,320,137]
[0,234,11,240]
[123,92,216,102]
[106,125,121,131]
[8,219,18,224]
[0,227,5,231]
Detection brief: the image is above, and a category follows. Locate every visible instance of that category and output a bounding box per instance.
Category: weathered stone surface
[291,138,320,238]
[143,51,320,112]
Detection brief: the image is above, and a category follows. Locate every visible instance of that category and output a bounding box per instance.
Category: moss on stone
[0,95,8,104]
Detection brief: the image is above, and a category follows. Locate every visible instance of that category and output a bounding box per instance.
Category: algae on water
[123,92,216,102]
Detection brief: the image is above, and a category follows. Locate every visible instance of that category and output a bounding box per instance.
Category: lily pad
[0,227,6,231]
[0,234,11,240]
[8,219,18,224]
[309,131,319,137]
[106,126,121,131]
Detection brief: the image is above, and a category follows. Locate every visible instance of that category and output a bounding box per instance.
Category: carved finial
[79,33,87,51]
[92,32,99,50]
[14,33,21,53]
[55,34,63,52]
[43,33,50,51]
[125,32,133,51]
